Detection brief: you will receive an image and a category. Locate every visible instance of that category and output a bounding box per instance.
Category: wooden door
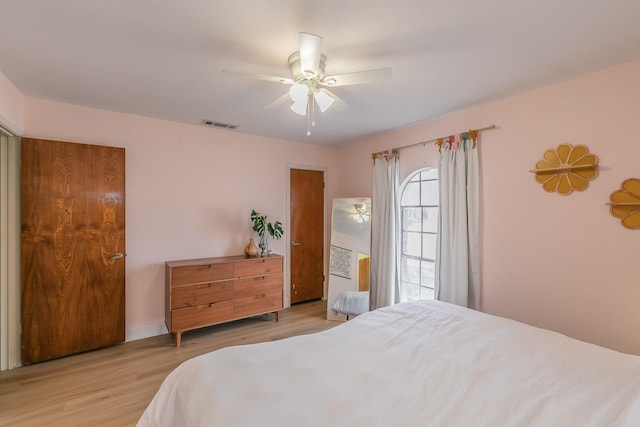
[21,138,125,364]
[358,256,371,292]
[290,169,324,303]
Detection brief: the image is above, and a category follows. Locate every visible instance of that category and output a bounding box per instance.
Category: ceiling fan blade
[323,89,348,112]
[321,67,392,87]
[299,32,323,78]
[222,69,294,85]
[264,92,291,109]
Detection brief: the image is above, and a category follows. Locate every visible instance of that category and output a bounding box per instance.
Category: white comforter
[138,300,640,426]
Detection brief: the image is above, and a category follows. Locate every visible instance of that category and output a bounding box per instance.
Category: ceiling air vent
[201,119,238,129]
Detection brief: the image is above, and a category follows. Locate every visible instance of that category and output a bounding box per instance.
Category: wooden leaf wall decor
[608,178,640,230]
[530,144,599,195]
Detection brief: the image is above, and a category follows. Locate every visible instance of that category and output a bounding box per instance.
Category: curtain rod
[371,124,496,158]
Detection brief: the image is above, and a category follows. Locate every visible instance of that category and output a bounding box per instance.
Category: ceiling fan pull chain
[306,98,311,136]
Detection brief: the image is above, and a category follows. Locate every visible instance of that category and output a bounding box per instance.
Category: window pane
[422,233,437,260]
[423,207,438,233]
[421,260,435,288]
[402,182,420,205]
[402,207,422,232]
[421,180,439,206]
[404,283,421,301]
[402,257,420,284]
[420,286,435,300]
[421,168,438,180]
[403,232,422,257]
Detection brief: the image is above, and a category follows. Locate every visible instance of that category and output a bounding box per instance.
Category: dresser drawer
[171,281,233,309]
[233,291,282,318]
[171,300,233,332]
[171,263,234,286]
[234,257,282,278]
[234,274,283,299]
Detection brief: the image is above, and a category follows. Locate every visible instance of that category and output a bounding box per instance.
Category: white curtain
[435,136,479,309]
[370,153,400,310]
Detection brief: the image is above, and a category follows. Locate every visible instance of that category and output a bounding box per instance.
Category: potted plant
[250,209,284,256]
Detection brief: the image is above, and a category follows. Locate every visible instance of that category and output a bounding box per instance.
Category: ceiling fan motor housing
[288,51,327,89]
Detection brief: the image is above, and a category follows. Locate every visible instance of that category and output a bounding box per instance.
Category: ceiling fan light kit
[352,203,371,224]
[314,89,335,112]
[289,83,309,115]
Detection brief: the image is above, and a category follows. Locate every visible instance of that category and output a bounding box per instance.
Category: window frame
[399,167,439,302]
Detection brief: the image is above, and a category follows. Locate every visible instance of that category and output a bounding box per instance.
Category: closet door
[289,168,324,303]
[21,138,125,365]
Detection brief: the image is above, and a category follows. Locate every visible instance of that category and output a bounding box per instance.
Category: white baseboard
[126,321,168,342]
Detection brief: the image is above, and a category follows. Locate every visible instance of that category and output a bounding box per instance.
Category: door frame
[0,130,20,370]
[285,164,329,307]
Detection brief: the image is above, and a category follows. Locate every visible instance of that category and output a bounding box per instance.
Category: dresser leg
[175,332,182,347]
[274,311,279,322]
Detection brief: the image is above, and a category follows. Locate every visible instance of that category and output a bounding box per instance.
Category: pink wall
[23,99,339,340]
[8,58,640,354]
[0,70,24,134]
[338,59,640,355]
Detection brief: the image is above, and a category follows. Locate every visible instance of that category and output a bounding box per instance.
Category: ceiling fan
[223,32,391,135]
[351,203,371,224]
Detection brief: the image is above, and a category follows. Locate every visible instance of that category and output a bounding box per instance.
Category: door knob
[291,241,301,247]
[109,253,124,260]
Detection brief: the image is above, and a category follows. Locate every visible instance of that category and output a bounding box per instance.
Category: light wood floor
[0,300,336,427]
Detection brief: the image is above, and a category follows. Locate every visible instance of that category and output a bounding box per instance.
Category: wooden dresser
[165,254,283,346]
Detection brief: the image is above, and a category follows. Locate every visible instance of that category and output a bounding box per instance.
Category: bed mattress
[138,300,640,426]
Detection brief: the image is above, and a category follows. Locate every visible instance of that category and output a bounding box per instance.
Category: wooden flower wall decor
[530,144,599,195]
[608,178,640,230]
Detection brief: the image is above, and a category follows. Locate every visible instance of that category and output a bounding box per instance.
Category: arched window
[399,167,439,301]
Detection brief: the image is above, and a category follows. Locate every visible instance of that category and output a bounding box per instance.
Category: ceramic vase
[244,238,258,257]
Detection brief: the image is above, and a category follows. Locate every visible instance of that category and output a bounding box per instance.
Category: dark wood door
[358,256,371,292]
[21,138,125,364]
[290,168,324,303]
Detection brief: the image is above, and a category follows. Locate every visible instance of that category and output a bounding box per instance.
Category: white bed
[138,300,640,426]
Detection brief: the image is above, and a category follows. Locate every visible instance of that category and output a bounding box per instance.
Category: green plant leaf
[268,221,284,240]
[251,210,283,241]
[250,209,267,236]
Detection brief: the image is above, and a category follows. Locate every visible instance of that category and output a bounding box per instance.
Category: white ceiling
[1,0,639,146]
